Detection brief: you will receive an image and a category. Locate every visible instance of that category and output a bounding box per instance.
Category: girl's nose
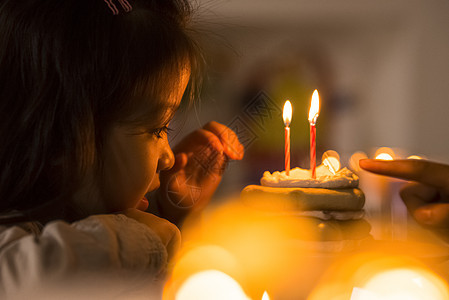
[157,141,175,172]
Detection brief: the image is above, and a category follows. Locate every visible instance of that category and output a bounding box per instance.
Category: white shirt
[0,214,168,299]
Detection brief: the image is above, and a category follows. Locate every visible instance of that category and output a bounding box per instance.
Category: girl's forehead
[124,68,190,127]
[162,68,189,111]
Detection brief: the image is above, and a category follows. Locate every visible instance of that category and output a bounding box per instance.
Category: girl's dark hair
[0,0,202,222]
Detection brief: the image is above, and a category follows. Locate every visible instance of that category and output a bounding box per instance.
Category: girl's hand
[156,121,244,225]
[360,159,449,242]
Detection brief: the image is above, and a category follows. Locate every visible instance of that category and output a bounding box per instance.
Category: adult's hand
[360,159,449,242]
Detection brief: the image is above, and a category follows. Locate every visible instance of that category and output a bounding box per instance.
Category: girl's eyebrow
[159,107,178,125]
[165,102,181,115]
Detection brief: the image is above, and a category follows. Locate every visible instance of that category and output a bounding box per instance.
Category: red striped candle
[310,123,316,179]
[283,100,292,176]
[308,90,320,179]
[285,126,290,175]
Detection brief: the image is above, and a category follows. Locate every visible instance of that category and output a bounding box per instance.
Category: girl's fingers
[174,128,224,155]
[202,121,244,160]
[169,153,188,173]
[172,121,244,161]
[359,159,449,193]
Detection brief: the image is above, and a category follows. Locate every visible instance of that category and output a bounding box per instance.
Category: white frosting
[261,165,358,188]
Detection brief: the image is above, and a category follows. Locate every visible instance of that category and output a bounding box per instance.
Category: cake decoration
[261,164,359,188]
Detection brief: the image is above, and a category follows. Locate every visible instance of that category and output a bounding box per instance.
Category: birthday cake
[241,164,372,252]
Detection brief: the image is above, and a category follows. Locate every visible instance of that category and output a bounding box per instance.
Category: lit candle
[283,100,292,176]
[308,90,320,179]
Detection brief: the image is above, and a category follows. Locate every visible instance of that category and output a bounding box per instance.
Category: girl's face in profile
[97,70,190,213]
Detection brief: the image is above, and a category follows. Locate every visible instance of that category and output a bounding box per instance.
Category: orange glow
[308,90,320,124]
[322,150,340,174]
[283,100,292,126]
[166,201,322,299]
[262,291,270,300]
[171,245,239,280]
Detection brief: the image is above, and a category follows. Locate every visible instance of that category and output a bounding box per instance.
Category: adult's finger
[203,121,244,160]
[359,159,449,192]
[399,182,439,215]
[413,203,449,228]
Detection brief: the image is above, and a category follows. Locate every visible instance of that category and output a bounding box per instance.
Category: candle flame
[283,100,292,126]
[262,291,270,300]
[308,89,320,124]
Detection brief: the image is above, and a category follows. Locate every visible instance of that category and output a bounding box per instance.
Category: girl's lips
[136,196,149,211]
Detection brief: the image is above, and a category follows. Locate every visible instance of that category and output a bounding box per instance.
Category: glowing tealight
[176,270,250,300]
[351,268,449,300]
[349,151,368,172]
[407,155,422,160]
[322,150,340,175]
[374,147,395,160]
[262,291,270,300]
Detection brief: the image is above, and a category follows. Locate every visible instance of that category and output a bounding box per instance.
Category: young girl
[0,0,243,298]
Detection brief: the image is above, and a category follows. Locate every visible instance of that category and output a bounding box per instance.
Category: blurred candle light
[175,270,250,300]
[322,150,340,175]
[262,291,270,300]
[283,100,292,176]
[350,268,449,300]
[308,90,320,179]
[164,244,245,300]
[310,252,449,300]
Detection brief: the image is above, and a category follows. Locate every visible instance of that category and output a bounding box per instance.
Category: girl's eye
[150,126,172,138]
